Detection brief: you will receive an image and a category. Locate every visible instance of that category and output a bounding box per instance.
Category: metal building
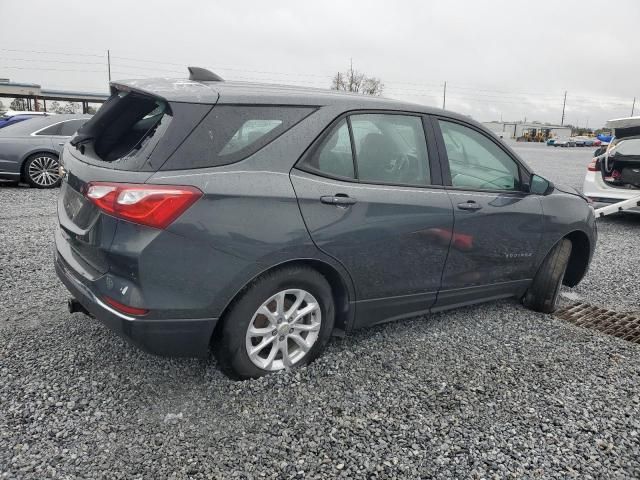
[0,80,108,113]
[483,121,572,141]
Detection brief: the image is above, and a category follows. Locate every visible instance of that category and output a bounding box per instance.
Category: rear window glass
[161,105,314,170]
[75,91,168,162]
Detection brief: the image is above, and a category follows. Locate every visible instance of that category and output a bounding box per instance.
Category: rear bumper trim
[55,250,217,357]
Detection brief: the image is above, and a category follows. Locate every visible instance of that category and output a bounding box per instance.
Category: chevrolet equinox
[55,67,597,379]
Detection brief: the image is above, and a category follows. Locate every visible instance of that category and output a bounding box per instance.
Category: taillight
[587,158,600,172]
[103,296,149,316]
[84,182,202,229]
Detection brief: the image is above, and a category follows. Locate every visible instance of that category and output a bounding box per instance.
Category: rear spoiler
[109,67,222,104]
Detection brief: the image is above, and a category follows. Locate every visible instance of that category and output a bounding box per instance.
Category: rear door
[291,111,454,328]
[430,117,544,309]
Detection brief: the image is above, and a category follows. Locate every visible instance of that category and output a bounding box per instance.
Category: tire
[523,238,572,314]
[215,266,335,380]
[23,153,61,189]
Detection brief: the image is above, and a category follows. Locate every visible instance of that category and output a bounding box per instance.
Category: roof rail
[188,66,224,82]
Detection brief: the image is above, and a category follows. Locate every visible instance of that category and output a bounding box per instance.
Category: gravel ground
[1,144,640,479]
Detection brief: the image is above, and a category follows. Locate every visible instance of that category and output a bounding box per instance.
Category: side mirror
[528,174,554,195]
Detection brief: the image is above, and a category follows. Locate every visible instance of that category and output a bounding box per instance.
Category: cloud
[2,0,638,127]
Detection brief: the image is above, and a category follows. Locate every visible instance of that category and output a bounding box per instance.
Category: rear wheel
[215,266,335,379]
[24,153,61,188]
[523,238,572,313]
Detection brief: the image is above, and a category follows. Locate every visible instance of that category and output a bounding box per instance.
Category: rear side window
[304,119,355,179]
[59,119,87,137]
[351,114,430,186]
[299,113,431,186]
[161,105,314,170]
[35,123,62,136]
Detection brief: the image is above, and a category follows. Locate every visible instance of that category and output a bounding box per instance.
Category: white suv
[583,116,640,213]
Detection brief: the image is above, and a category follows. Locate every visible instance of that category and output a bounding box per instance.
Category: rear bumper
[54,249,217,357]
[583,171,640,212]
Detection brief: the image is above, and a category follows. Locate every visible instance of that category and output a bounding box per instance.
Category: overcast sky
[2,0,639,127]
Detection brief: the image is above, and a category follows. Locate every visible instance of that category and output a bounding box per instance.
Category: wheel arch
[562,230,592,287]
[211,258,354,344]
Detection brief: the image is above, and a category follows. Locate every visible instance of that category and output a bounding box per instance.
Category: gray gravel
[2,145,640,479]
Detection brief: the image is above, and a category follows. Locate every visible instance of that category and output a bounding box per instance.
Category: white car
[583,116,640,213]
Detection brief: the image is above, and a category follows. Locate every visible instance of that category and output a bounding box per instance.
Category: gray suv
[55,68,596,379]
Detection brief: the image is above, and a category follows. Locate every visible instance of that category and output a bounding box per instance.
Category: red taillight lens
[587,159,600,172]
[84,182,202,229]
[103,296,149,316]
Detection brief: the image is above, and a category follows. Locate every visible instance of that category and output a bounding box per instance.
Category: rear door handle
[457,201,482,211]
[320,194,357,206]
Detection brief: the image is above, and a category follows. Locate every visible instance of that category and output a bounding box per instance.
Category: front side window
[438,120,520,191]
[351,114,430,186]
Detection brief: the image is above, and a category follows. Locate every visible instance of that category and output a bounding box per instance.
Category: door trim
[432,279,531,311]
[353,291,437,329]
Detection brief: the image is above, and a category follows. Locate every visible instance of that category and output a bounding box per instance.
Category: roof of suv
[112,77,449,116]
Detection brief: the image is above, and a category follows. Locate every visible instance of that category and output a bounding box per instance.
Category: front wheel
[24,153,61,188]
[523,238,572,313]
[215,266,335,379]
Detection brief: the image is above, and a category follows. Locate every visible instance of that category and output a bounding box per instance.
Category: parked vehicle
[546,138,556,146]
[56,69,597,379]
[581,137,597,147]
[571,137,586,147]
[2,110,52,117]
[554,138,576,147]
[584,116,640,212]
[0,112,52,130]
[0,114,90,188]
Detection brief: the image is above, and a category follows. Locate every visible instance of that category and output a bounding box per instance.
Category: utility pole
[107,49,111,82]
[561,91,567,126]
[632,97,636,116]
[442,81,447,109]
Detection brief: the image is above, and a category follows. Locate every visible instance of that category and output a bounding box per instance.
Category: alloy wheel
[28,155,60,187]
[245,289,322,371]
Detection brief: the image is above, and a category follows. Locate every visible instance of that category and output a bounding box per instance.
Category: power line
[0,47,104,58]
[0,56,106,66]
[2,47,637,115]
[4,46,635,104]
[0,65,105,73]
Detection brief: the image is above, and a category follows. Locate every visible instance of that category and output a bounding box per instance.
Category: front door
[431,117,544,309]
[291,112,453,327]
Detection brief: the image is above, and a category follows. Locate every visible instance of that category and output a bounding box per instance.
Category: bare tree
[48,101,63,113]
[331,61,383,96]
[62,102,79,114]
[9,98,27,111]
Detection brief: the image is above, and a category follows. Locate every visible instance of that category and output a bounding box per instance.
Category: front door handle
[457,201,482,211]
[320,194,357,206]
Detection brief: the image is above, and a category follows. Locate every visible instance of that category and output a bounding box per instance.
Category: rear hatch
[599,136,640,189]
[57,82,216,277]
